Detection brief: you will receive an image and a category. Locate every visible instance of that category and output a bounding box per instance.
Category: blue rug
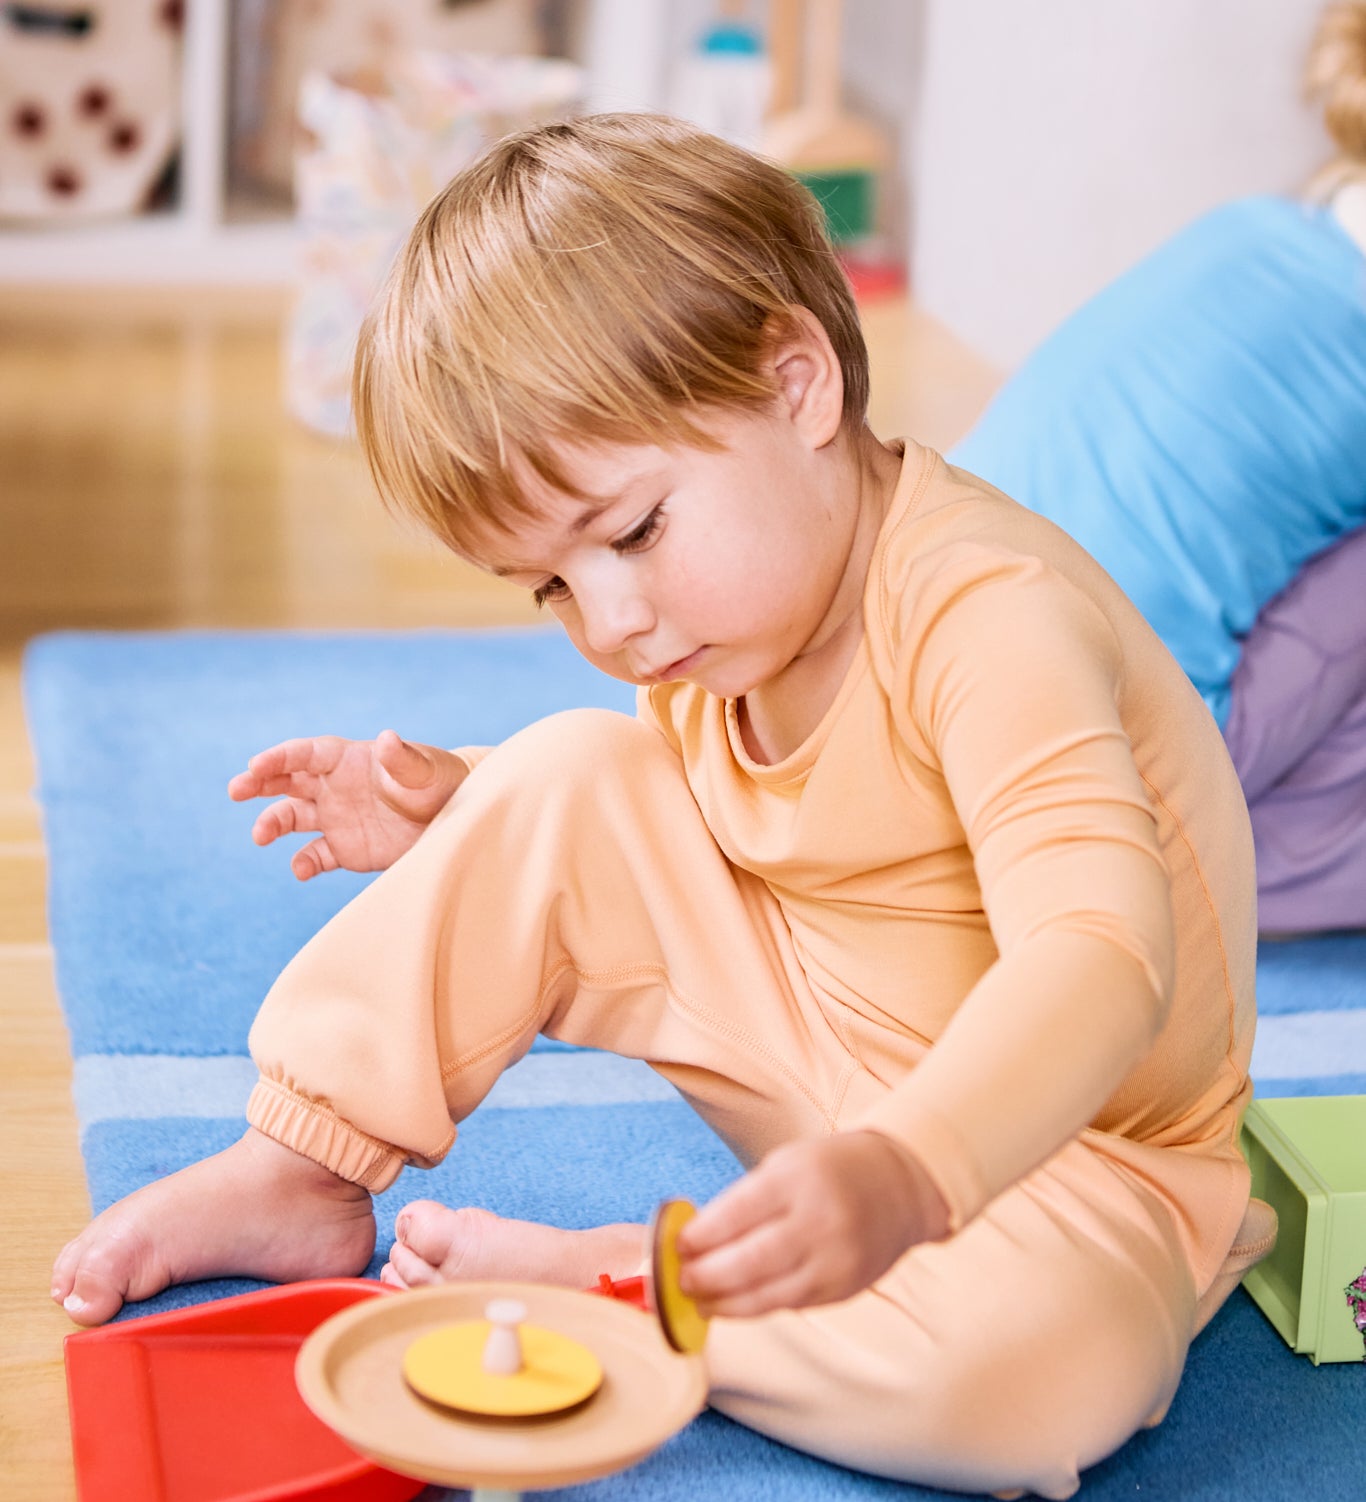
[24,630,1365,1501]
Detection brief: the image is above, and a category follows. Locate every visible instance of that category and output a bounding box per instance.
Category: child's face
[469,405,863,699]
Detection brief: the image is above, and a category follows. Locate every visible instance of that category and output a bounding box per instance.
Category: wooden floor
[0,284,998,1498]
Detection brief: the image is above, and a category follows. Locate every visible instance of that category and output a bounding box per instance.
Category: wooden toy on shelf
[0,0,183,223]
[760,0,890,246]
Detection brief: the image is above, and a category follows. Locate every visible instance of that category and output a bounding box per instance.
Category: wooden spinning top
[294,1199,712,1494]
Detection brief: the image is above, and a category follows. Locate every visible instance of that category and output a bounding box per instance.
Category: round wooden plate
[294,1282,707,1492]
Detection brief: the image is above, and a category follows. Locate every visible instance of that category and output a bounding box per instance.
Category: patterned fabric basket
[286,50,581,438]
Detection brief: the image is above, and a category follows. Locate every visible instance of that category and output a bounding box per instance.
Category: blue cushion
[950,197,1366,726]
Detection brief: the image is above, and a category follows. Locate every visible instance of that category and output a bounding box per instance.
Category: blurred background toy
[287,46,581,437]
[760,0,890,248]
[0,0,183,223]
[228,0,556,212]
[668,1,770,149]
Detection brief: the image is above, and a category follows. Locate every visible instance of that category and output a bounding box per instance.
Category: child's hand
[675,1131,950,1318]
[227,730,468,880]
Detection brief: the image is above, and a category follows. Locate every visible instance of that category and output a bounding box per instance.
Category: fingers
[677,1163,787,1259]
[374,729,443,792]
[290,838,338,883]
[249,798,335,879]
[250,797,318,848]
[245,798,337,880]
[692,1267,816,1320]
[679,1214,804,1315]
[676,1169,798,1312]
[230,771,318,801]
[673,1136,924,1318]
[227,736,344,800]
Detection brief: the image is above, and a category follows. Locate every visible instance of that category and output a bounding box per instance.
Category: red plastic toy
[64,1272,655,1501]
[64,1279,421,1502]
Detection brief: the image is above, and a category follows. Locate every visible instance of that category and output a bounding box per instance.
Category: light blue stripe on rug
[1250,1008,1366,1081]
[73,1050,677,1133]
[72,1008,1360,1133]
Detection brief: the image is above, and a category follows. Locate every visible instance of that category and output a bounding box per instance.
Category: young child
[951,1,1366,934]
[52,113,1272,1499]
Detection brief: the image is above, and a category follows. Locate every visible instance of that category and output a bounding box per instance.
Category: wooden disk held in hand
[650,1199,710,1354]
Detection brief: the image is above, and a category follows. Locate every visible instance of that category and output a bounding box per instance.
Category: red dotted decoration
[159,0,184,30]
[109,121,143,155]
[47,164,84,198]
[78,84,113,119]
[13,102,46,139]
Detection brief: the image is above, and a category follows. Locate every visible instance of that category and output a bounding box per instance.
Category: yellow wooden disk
[403,1319,603,1417]
[650,1199,710,1354]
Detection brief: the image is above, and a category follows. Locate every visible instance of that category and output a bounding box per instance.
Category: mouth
[642,647,706,682]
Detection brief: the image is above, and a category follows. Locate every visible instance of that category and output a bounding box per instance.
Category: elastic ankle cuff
[247,1077,407,1192]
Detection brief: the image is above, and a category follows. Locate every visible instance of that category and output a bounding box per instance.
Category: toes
[58,1257,128,1326]
[51,1237,82,1302]
[50,1211,161,1327]
[395,1200,495,1279]
[385,1240,444,1289]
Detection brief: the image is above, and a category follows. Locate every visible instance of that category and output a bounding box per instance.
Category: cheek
[669,532,763,616]
[700,543,798,629]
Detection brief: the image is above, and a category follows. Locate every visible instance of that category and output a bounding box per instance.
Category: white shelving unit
[0,0,711,288]
[0,0,296,286]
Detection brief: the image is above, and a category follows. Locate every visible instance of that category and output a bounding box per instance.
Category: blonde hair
[1305,2,1366,195]
[353,112,869,553]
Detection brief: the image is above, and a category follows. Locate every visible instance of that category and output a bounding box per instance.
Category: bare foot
[381,1201,646,1293]
[51,1127,375,1326]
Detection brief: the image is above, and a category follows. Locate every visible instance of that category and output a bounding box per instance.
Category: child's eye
[531,577,571,609]
[612,504,666,554]
[529,504,665,608]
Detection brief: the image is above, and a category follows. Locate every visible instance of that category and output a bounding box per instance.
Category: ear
[764,307,846,449]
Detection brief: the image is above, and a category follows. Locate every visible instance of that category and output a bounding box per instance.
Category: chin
[689,662,768,700]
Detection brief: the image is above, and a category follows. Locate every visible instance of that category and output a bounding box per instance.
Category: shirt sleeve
[853,546,1176,1231]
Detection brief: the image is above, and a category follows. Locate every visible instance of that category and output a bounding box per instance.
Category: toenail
[63,1293,87,1314]
[396,1213,411,1242]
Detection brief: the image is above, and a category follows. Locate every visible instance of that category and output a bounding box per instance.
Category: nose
[576,571,655,656]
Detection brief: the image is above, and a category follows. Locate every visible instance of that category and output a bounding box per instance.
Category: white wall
[584,1,1333,368]
[908,0,1330,368]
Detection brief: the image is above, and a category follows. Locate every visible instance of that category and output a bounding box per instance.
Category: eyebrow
[489,500,614,577]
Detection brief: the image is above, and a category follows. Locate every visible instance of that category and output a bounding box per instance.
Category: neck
[812,425,907,645]
[733,427,908,763]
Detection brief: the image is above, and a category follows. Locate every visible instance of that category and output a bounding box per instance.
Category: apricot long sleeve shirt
[638,443,1256,1279]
